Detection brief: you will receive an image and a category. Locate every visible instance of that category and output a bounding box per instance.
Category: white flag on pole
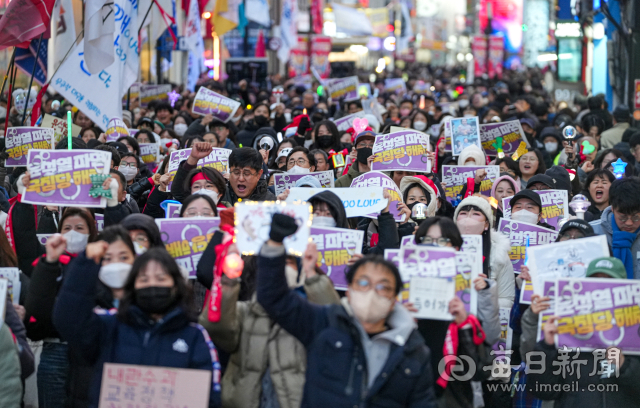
[278,0,298,62]
[52,0,77,70]
[84,0,115,74]
[184,0,205,91]
[245,0,270,27]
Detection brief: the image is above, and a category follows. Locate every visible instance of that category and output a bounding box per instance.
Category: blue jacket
[52,253,221,408]
[256,246,437,408]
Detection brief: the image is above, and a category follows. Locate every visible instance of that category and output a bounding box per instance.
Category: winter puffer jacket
[0,324,22,408]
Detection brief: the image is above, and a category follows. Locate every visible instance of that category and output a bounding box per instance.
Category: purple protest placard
[95,213,104,231]
[537,280,557,342]
[310,226,364,290]
[325,76,359,101]
[401,235,416,247]
[166,148,231,191]
[498,219,558,273]
[155,218,221,278]
[165,203,182,218]
[5,127,55,167]
[139,84,171,107]
[139,143,159,171]
[480,120,528,156]
[371,130,431,173]
[441,165,500,204]
[23,149,112,208]
[105,118,129,142]
[192,87,241,123]
[555,278,640,354]
[273,171,335,196]
[351,171,405,222]
[503,189,568,229]
[384,249,401,268]
[334,111,365,132]
[384,78,407,94]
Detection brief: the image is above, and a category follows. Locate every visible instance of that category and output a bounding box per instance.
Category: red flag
[30,83,49,126]
[0,0,55,50]
[255,29,266,58]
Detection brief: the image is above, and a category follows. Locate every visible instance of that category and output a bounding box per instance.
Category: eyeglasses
[230,169,258,178]
[353,277,394,297]
[420,237,451,246]
[184,209,215,217]
[616,213,640,224]
[132,235,149,243]
[119,163,137,168]
[288,158,308,166]
[520,156,538,163]
[357,143,375,149]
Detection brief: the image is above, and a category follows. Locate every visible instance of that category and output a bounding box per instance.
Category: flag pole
[0,47,16,98]
[21,33,44,125]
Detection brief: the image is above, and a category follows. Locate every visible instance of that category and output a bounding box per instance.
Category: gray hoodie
[591,206,640,279]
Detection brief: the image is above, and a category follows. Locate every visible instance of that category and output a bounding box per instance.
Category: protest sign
[384,78,407,94]
[5,127,55,167]
[155,218,221,278]
[287,187,387,218]
[413,81,431,94]
[555,278,640,354]
[166,148,232,191]
[41,114,82,144]
[98,363,212,408]
[480,120,528,156]
[401,235,416,247]
[0,279,6,321]
[139,143,160,171]
[139,84,172,107]
[443,117,453,152]
[23,150,112,208]
[498,219,559,273]
[105,118,129,143]
[351,171,406,222]
[461,235,483,254]
[537,280,557,342]
[96,214,104,231]
[37,234,51,246]
[334,111,366,132]
[371,130,431,173]
[408,276,455,320]
[384,249,401,268]
[235,202,311,256]
[450,117,481,156]
[325,76,359,101]
[0,268,21,304]
[441,165,500,204]
[192,87,241,123]
[527,235,610,295]
[165,203,183,219]
[492,307,514,365]
[503,189,568,229]
[274,171,334,196]
[310,226,364,290]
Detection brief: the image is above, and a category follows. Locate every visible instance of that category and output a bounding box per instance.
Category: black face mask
[254,115,268,126]
[357,147,373,165]
[278,164,287,171]
[317,136,333,148]
[135,286,176,315]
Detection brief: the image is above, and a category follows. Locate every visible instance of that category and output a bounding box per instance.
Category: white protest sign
[235,201,311,256]
[0,268,20,305]
[333,111,366,132]
[273,171,335,196]
[401,235,416,247]
[408,276,455,320]
[286,187,387,218]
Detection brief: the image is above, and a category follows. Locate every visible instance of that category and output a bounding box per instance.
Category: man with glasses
[286,147,316,174]
[221,147,276,204]
[592,177,640,278]
[257,213,436,408]
[335,130,376,187]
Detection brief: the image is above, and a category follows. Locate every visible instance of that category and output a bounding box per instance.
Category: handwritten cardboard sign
[40,114,82,144]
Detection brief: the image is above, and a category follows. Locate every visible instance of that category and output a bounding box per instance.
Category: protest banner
[139,143,160,171]
[371,130,432,173]
[555,277,640,354]
[325,76,359,101]
[235,202,311,256]
[41,114,82,143]
[441,165,500,204]
[384,78,407,94]
[480,120,528,156]
[351,171,406,222]
[4,127,55,167]
[333,111,366,132]
[166,148,232,191]
[0,268,21,304]
[165,203,183,218]
[408,276,455,320]
[503,189,568,229]
[401,235,415,247]
[192,87,241,123]
[155,218,221,278]
[98,363,212,408]
[23,149,112,208]
[384,249,401,268]
[310,226,364,290]
[139,84,172,108]
[526,235,610,295]
[105,118,130,143]
[287,187,387,218]
[274,171,334,196]
[498,219,559,273]
[537,280,557,342]
[450,117,482,156]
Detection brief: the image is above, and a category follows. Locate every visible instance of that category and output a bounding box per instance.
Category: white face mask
[119,166,137,181]
[312,215,337,228]
[458,99,469,109]
[63,230,89,254]
[511,209,540,225]
[348,289,394,324]
[133,241,147,255]
[456,217,486,235]
[194,188,219,204]
[174,123,188,136]
[288,165,310,175]
[413,121,427,131]
[98,262,132,289]
[544,142,558,153]
[464,160,477,166]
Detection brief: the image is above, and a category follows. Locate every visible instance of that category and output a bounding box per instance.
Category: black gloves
[269,213,298,243]
[297,117,312,135]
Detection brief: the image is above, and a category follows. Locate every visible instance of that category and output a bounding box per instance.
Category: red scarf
[437,314,485,388]
[463,177,475,199]
[207,224,235,322]
[5,194,37,252]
